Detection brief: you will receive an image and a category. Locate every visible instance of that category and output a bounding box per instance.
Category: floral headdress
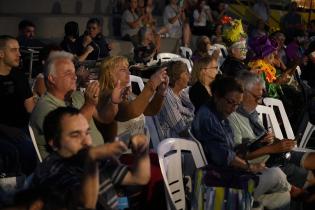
[221,17,247,47]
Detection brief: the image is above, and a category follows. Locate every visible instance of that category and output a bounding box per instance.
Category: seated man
[75,18,111,60]
[30,51,123,158]
[31,107,150,210]
[191,76,291,209]
[229,71,315,189]
[0,35,37,175]
[17,19,45,48]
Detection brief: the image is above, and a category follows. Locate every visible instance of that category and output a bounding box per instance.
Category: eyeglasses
[223,97,241,107]
[247,91,263,102]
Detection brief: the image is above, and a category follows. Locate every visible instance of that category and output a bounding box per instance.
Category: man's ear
[29,200,44,210]
[0,50,4,59]
[48,74,55,85]
[48,139,57,151]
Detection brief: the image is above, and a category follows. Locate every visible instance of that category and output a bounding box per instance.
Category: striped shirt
[31,150,128,210]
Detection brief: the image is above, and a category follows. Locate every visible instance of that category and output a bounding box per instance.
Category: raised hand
[130,134,149,156]
[85,81,100,106]
[149,67,168,90]
[111,80,125,104]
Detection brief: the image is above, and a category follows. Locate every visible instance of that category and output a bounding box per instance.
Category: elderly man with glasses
[228,72,315,202]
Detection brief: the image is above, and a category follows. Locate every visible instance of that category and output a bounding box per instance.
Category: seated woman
[96,55,168,141]
[191,76,291,209]
[157,61,194,138]
[133,26,160,64]
[192,36,219,62]
[189,56,218,112]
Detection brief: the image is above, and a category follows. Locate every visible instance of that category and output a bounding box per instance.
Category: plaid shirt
[157,87,194,138]
[31,150,128,210]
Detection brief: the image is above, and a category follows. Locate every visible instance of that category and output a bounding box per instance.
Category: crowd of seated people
[3,1,315,209]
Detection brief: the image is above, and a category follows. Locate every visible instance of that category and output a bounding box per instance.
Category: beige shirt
[228,112,269,164]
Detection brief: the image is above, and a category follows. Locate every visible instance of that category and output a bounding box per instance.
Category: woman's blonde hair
[99,55,129,91]
[191,56,215,84]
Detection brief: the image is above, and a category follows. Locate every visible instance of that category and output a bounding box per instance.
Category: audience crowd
[2,0,315,210]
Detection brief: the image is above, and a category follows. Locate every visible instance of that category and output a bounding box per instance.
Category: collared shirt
[30,91,104,159]
[191,100,236,167]
[158,87,194,138]
[228,111,269,164]
[31,150,128,210]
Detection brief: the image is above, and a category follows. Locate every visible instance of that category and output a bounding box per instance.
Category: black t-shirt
[189,81,212,113]
[75,33,110,60]
[220,56,249,77]
[0,69,33,128]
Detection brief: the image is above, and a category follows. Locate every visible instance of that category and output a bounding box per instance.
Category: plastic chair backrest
[28,124,43,162]
[145,115,163,151]
[256,105,283,139]
[179,46,193,60]
[130,75,144,91]
[157,53,181,62]
[157,138,207,210]
[263,97,295,139]
[187,128,208,165]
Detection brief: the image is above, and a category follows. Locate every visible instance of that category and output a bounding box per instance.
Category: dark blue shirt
[191,100,236,167]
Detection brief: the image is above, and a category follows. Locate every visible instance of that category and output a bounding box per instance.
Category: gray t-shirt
[30,91,104,158]
[121,9,142,37]
[163,4,182,38]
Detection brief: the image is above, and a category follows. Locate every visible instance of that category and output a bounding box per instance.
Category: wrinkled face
[176,68,190,89]
[112,61,130,87]
[22,26,35,39]
[201,60,218,84]
[231,41,247,60]
[216,91,243,117]
[57,114,92,158]
[243,83,264,110]
[87,23,101,38]
[49,59,77,94]
[0,39,21,68]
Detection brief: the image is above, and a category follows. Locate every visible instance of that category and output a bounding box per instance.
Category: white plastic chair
[28,124,43,162]
[145,115,163,151]
[256,105,283,139]
[158,138,207,210]
[179,46,192,60]
[187,128,208,165]
[263,97,295,139]
[299,122,315,148]
[129,75,144,91]
[157,53,181,62]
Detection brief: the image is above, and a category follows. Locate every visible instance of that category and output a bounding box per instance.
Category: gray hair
[44,51,74,86]
[236,71,265,90]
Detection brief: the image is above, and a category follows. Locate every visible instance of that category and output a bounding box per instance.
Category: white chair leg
[299,122,315,148]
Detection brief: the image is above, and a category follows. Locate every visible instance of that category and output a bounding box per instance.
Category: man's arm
[121,134,150,185]
[24,96,36,113]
